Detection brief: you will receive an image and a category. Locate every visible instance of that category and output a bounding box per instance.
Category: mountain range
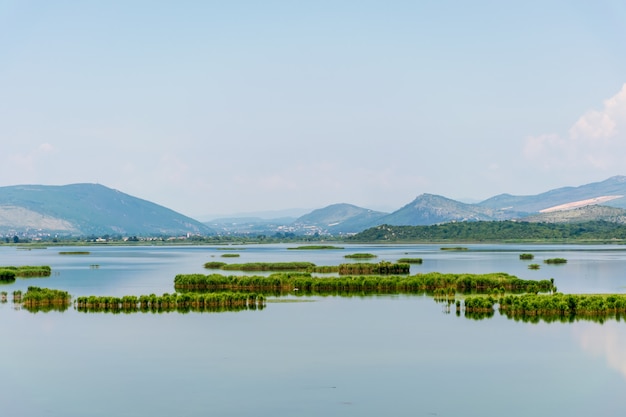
[3,176,626,237]
[0,184,212,237]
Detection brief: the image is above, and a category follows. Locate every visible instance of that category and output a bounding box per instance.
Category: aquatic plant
[544,258,567,264]
[0,265,51,278]
[21,286,71,307]
[0,269,16,282]
[74,291,265,313]
[220,262,316,271]
[174,271,554,296]
[463,293,626,322]
[337,261,410,275]
[344,253,377,259]
[397,258,423,264]
[519,253,534,260]
[204,261,227,269]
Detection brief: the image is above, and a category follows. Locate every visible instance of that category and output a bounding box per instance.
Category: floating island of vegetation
[397,258,423,264]
[344,253,377,259]
[59,251,91,255]
[0,266,52,281]
[203,261,411,275]
[174,271,554,296]
[440,247,468,251]
[463,293,626,323]
[519,253,534,260]
[544,258,567,264]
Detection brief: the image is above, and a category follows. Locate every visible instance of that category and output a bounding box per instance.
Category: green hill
[0,184,213,236]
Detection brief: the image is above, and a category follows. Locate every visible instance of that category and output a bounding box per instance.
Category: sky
[1,1,626,220]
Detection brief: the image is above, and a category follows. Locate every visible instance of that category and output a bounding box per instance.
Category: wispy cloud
[524,83,626,171]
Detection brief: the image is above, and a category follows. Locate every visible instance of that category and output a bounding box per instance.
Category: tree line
[349,220,626,242]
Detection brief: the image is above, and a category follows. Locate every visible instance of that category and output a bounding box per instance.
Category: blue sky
[1,1,625,219]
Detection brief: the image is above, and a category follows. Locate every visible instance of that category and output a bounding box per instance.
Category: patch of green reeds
[0,266,51,278]
[21,286,71,308]
[544,258,567,264]
[74,292,265,313]
[344,253,377,259]
[174,271,554,297]
[463,293,626,323]
[397,258,423,264]
[0,269,16,282]
[220,262,316,271]
[220,253,240,258]
[59,251,91,255]
[338,261,410,275]
[519,253,534,260]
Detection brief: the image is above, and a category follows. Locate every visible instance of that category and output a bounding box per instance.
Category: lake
[1,243,625,417]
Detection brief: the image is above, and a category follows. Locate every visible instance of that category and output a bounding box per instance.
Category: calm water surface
[0,244,625,416]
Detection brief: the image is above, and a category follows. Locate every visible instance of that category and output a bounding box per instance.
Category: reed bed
[344,253,377,259]
[0,265,51,278]
[21,286,71,307]
[221,262,316,271]
[544,258,567,264]
[74,292,265,313]
[396,258,423,264]
[463,293,626,322]
[174,272,554,296]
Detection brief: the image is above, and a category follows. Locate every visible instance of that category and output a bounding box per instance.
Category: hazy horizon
[2,1,625,218]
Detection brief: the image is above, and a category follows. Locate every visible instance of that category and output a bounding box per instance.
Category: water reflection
[574,322,626,380]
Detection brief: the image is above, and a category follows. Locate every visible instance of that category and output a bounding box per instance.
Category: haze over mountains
[2,176,626,237]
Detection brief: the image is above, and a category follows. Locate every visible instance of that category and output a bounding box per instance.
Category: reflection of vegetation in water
[344,253,377,259]
[0,270,15,282]
[0,265,51,279]
[21,287,71,308]
[397,258,423,264]
[174,272,554,296]
[544,258,567,264]
[23,303,71,313]
[287,245,344,250]
[462,293,626,323]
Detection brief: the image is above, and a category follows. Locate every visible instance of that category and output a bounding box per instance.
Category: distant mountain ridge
[478,176,626,213]
[4,176,626,237]
[376,194,510,226]
[0,184,212,236]
[208,176,626,234]
[294,203,388,234]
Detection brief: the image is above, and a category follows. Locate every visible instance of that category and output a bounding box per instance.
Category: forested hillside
[349,221,626,242]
